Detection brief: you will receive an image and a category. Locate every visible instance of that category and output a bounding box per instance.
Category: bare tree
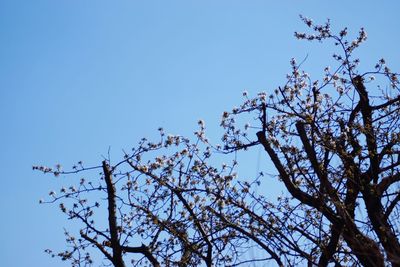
[36,17,400,267]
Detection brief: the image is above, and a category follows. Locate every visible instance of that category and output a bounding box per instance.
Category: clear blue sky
[1,1,399,266]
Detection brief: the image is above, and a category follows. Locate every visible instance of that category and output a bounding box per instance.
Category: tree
[36,17,400,266]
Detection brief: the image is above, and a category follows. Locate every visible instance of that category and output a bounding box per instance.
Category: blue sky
[1,1,399,266]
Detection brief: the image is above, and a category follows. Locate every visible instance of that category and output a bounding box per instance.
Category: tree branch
[121,244,160,267]
[103,161,126,267]
[352,76,379,183]
[80,231,113,263]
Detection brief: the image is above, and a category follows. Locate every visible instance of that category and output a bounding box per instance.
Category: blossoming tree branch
[35,17,400,266]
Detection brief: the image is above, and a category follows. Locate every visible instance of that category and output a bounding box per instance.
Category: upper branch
[103,161,126,267]
[352,76,379,183]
